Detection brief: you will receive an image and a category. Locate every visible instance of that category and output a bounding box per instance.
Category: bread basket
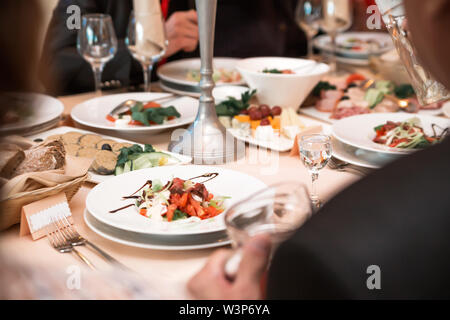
[0,173,89,231]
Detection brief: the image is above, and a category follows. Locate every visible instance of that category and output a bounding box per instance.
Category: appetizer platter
[85,166,267,238]
[71,92,198,134]
[216,89,322,151]
[27,127,192,184]
[332,113,450,155]
[300,73,446,123]
[0,93,63,136]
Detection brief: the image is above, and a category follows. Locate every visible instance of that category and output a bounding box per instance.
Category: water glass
[299,134,332,208]
[77,14,118,95]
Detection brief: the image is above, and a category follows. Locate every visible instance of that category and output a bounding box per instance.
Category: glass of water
[299,134,332,209]
[126,11,167,92]
[77,14,118,95]
[224,182,313,280]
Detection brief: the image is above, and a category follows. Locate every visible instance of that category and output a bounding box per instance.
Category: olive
[347,83,357,89]
[249,110,262,121]
[271,106,282,116]
[260,118,271,126]
[340,96,350,101]
[259,105,271,118]
[101,144,113,151]
[33,138,43,143]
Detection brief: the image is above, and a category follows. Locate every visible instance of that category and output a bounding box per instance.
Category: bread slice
[0,143,25,179]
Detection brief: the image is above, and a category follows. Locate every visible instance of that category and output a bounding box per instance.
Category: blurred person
[188,0,450,299]
[40,0,307,96]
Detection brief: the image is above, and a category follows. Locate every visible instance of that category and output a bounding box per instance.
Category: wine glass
[77,14,118,95]
[224,182,313,280]
[319,0,353,74]
[126,11,168,92]
[295,0,322,60]
[299,134,332,209]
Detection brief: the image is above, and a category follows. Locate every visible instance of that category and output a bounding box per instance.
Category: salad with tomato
[106,100,181,128]
[373,117,448,149]
[128,176,228,223]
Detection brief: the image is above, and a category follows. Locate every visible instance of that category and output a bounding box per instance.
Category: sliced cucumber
[123,160,133,173]
[365,88,385,108]
[115,165,124,176]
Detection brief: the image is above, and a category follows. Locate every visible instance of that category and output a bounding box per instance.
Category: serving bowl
[235,57,330,109]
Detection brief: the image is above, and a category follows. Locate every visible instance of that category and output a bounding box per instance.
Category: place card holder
[20,192,73,240]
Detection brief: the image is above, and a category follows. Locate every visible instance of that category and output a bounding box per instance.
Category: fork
[328,157,373,176]
[46,221,96,270]
[53,215,127,269]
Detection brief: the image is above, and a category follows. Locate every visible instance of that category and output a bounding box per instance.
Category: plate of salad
[71,92,198,134]
[86,165,267,236]
[332,113,450,154]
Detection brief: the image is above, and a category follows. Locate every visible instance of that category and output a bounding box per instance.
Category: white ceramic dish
[314,32,394,59]
[332,113,450,155]
[0,93,63,136]
[332,137,400,169]
[300,106,444,124]
[71,92,198,134]
[443,101,450,118]
[84,210,231,251]
[236,57,330,109]
[28,126,192,184]
[86,165,267,236]
[157,57,245,87]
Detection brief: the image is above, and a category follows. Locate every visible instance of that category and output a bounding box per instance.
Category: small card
[20,192,73,240]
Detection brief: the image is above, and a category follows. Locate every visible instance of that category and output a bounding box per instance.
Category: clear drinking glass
[224,182,313,279]
[126,11,168,92]
[299,134,332,209]
[319,0,353,74]
[295,0,322,60]
[77,14,118,95]
[375,0,450,105]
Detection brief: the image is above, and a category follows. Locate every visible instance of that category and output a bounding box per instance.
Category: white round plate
[332,137,400,169]
[86,165,268,236]
[157,57,245,87]
[84,210,231,251]
[71,92,198,134]
[332,113,450,155]
[0,93,63,135]
[314,32,394,59]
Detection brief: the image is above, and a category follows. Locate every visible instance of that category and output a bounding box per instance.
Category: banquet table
[0,83,366,299]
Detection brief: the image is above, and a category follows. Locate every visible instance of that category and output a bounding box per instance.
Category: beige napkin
[0,155,92,200]
[133,0,166,56]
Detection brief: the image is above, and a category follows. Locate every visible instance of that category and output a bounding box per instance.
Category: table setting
[1,0,450,301]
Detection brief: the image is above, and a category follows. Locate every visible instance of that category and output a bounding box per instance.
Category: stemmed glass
[299,134,332,209]
[295,0,322,60]
[126,11,168,92]
[77,14,118,95]
[319,0,353,74]
[224,182,313,280]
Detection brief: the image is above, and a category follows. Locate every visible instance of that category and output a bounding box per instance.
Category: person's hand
[164,10,198,58]
[188,235,271,300]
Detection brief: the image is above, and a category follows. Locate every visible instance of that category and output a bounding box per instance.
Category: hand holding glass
[224,182,313,279]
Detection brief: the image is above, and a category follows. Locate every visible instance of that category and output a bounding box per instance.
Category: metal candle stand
[168,0,244,164]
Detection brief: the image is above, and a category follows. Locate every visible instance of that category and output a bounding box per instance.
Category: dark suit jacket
[40,0,306,95]
[267,138,450,299]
